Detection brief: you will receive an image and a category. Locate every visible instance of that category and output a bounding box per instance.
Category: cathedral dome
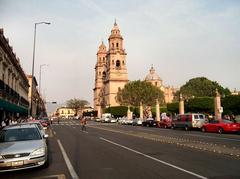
[145,66,162,81]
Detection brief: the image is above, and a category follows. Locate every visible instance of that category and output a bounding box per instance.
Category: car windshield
[222,120,233,124]
[42,118,49,121]
[36,123,43,130]
[0,127,42,142]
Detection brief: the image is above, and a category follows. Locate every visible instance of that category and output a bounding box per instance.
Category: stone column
[156,99,160,122]
[127,105,132,120]
[140,102,143,119]
[214,89,222,120]
[97,106,102,118]
[179,93,184,115]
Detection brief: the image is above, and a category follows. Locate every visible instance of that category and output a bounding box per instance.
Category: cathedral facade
[93,22,128,117]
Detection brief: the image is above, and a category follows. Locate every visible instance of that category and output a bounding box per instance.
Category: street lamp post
[39,64,48,96]
[30,22,50,116]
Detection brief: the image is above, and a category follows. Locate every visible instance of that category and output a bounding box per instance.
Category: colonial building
[56,107,75,119]
[27,75,46,117]
[0,28,29,123]
[93,22,128,117]
[145,66,176,103]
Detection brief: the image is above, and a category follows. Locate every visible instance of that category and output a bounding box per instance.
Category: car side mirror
[43,134,49,138]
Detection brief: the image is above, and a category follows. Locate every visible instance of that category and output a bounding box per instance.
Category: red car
[201,119,240,134]
[159,118,172,128]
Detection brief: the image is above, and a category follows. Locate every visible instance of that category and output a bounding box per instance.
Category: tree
[66,98,89,116]
[222,95,240,115]
[185,97,214,114]
[116,80,164,106]
[179,77,230,99]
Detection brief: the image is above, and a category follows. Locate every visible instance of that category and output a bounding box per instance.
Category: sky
[0,0,240,109]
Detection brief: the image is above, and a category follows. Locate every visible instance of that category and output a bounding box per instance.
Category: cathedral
[93,22,176,118]
[93,22,128,117]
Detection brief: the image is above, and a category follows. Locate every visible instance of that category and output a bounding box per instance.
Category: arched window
[122,60,125,65]
[112,60,114,65]
[102,71,106,79]
[116,43,119,48]
[116,60,121,68]
[112,43,114,48]
[99,72,101,75]
[155,82,158,86]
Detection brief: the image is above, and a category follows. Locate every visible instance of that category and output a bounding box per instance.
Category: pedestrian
[1,120,6,129]
[81,117,87,131]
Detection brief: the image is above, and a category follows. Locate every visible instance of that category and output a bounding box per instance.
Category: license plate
[12,161,23,166]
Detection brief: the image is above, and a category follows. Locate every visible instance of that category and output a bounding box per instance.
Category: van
[101,113,111,123]
[172,113,206,131]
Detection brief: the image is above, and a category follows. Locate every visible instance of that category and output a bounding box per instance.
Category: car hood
[0,140,45,155]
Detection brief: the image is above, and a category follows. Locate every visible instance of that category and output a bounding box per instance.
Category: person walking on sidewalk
[81,117,87,131]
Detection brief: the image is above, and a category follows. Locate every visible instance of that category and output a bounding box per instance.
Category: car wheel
[201,127,206,132]
[184,125,189,131]
[218,127,224,134]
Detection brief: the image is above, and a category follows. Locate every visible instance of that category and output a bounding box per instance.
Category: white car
[95,118,101,122]
[110,118,117,123]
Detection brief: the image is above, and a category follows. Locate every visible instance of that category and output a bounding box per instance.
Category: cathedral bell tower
[93,21,128,117]
[105,21,128,107]
[93,41,107,117]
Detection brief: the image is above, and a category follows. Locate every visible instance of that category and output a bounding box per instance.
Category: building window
[116,60,121,68]
[99,57,101,63]
[112,43,114,48]
[112,60,114,65]
[68,110,70,114]
[122,60,125,65]
[102,71,106,79]
[155,82,158,86]
[116,43,119,48]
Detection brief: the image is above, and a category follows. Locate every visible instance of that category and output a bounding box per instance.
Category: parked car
[25,121,47,136]
[95,118,101,122]
[159,118,172,128]
[142,118,157,127]
[38,117,50,128]
[110,118,117,123]
[0,123,48,172]
[201,119,240,134]
[125,119,133,125]
[171,113,206,131]
[132,118,143,126]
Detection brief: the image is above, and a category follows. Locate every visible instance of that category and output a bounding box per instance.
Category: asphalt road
[1,120,240,179]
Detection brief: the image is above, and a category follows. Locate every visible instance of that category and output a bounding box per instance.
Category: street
[1,119,240,179]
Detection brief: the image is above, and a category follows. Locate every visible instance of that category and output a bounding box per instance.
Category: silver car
[0,123,48,172]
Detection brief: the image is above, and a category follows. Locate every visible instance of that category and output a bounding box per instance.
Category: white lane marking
[72,126,76,129]
[53,131,56,135]
[100,137,207,179]
[57,139,79,179]
[185,134,240,142]
[83,131,88,134]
